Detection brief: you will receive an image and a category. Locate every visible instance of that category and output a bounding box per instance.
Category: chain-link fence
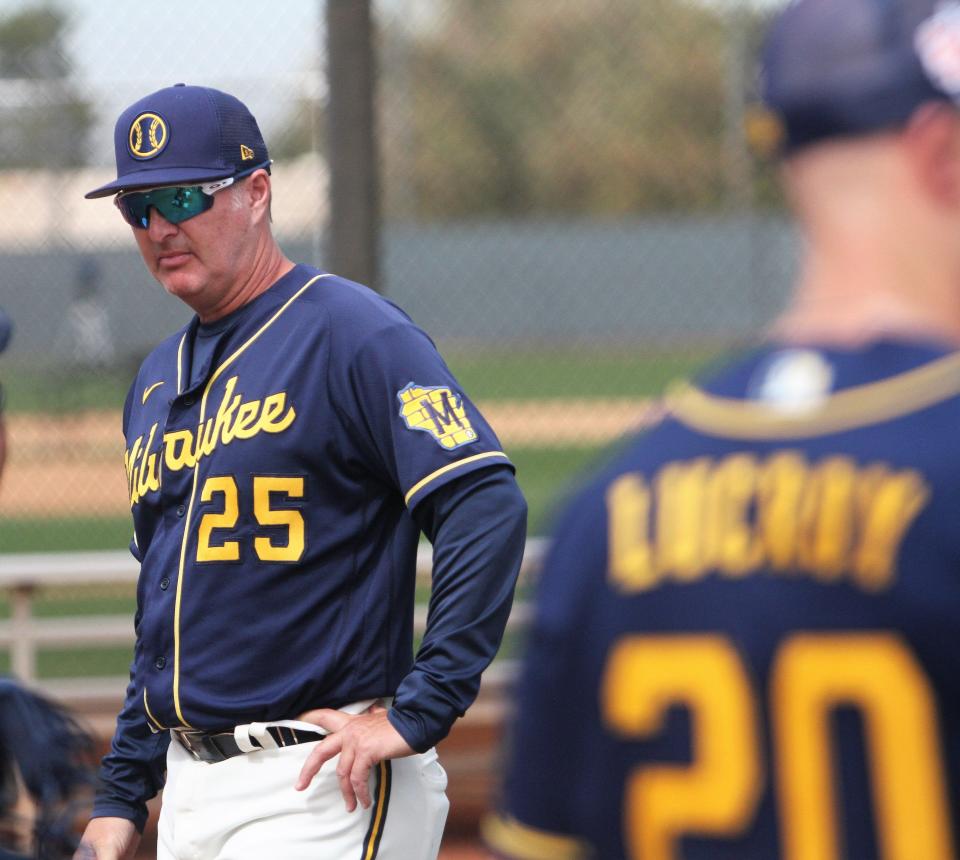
[0,0,794,558]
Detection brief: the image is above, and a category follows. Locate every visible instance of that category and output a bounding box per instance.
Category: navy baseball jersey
[488,340,960,860]
[97,265,519,824]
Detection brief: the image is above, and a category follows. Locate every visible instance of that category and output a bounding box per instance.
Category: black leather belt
[172,725,324,763]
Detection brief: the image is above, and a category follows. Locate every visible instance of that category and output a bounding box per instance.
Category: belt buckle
[174,729,204,761]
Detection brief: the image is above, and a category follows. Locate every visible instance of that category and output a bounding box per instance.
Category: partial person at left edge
[74,83,527,860]
[0,307,12,486]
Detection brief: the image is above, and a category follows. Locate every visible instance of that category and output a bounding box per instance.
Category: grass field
[442,345,725,400]
[2,366,136,415]
[0,516,134,554]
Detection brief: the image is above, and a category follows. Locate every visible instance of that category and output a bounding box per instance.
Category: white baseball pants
[156,723,449,860]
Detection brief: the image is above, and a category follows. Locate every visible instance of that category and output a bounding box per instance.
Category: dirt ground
[1,399,661,517]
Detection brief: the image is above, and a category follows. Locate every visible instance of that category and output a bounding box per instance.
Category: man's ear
[904,102,960,206]
[246,169,272,223]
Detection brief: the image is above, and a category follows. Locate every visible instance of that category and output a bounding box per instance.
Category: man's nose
[147,207,178,241]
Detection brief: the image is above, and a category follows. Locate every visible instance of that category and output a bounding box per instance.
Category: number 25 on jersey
[195,475,305,563]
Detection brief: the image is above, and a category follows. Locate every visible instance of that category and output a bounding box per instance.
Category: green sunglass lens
[119,186,213,229]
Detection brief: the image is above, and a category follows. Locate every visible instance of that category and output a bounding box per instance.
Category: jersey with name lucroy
[122,265,511,731]
[493,340,960,860]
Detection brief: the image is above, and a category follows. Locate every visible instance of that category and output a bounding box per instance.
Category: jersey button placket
[159,577,170,591]
[154,656,167,670]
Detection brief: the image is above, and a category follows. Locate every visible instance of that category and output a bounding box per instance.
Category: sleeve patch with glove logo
[397,382,479,450]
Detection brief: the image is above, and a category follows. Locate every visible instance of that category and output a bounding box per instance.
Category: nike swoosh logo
[142,381,165,404]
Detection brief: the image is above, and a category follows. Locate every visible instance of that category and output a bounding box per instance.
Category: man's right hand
[73,817,139,860]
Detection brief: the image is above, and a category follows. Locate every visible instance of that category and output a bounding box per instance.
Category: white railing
[0,538,546,699]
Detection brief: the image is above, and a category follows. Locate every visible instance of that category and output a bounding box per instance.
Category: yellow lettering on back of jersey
[608,452,929,594]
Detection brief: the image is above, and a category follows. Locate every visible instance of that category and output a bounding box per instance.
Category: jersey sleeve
[333,322,512,507]
[92,617,169,831]
[389,467,526,751]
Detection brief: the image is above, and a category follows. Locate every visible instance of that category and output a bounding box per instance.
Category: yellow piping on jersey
[667,350,960,440]
[404,451,511,506]
[170,273,331,727]
[480,814,591,860]
[143,689,165,731]
[175,332,187,395]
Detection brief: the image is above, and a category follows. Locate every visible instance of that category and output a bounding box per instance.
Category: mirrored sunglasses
[114,176,237,229]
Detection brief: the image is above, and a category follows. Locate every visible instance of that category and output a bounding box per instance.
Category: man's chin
[158,272,205,303]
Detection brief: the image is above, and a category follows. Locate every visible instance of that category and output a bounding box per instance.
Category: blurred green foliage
[0,4,93,168]
[275,0,783,217]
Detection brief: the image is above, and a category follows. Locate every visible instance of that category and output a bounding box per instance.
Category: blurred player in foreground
[485,0,960,857]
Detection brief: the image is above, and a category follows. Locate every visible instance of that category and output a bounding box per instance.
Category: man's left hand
[294,704,415,811]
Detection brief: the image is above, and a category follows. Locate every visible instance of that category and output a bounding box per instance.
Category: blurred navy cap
[762,0,960,152]
[85,83,270,199]
[0,308,11,354]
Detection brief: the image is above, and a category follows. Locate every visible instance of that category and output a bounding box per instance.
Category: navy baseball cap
[762,0,960,152]
[85,83,270,199]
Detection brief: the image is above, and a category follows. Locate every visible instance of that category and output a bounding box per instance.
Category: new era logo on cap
[85,84,271,199]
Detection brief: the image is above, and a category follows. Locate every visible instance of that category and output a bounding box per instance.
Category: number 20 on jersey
[603,633,953,860]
